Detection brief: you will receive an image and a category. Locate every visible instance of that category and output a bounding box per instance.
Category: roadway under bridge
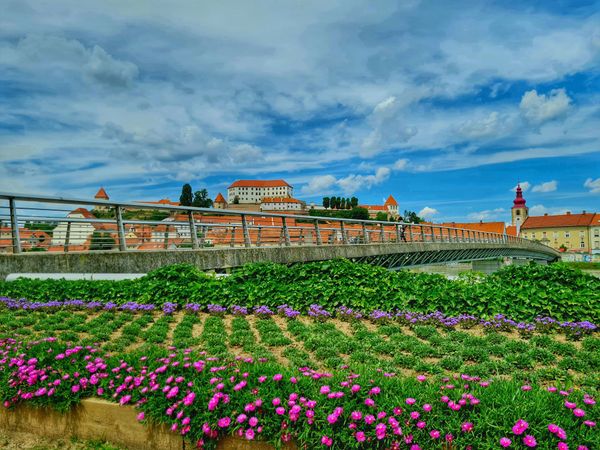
[0,241,559,280]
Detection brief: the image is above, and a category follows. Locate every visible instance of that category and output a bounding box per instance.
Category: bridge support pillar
[471,259,502,274]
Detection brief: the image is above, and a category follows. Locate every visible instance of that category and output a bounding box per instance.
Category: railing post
[64,221,71,253]
[430,225,436,242]
[379,223,385,242]
[199,226,207,246]
[9,198,21,254]
[461,229,465,243]
[256,226,262,247]
[396,224,401,242]
[420,225,425,242]
[241,215,251,248]
[188,211,199,249]
[115,205,127,251]
[281,217,291,246]
[340,221,348,244]
[314,220,322,245]
[362,222,369,244]
[230,226,237,247]
[409,224,414,242]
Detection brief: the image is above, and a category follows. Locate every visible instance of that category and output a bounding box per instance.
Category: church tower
[511,184,528,232]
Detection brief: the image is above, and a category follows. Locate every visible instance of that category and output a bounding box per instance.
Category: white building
[51,208,96,246]
[227,180,293,204]
[260,197,304,211]
[591,213,600,254]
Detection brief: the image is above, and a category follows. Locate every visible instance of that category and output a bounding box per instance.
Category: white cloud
[301,175,337,195]
[532,180,557,193]
[467,208,506,221]
[511,182,531,192]
[337,167,391,195]
[519,89,571,125]
[393,158,409,170]
[419,206,439,219]
[458,112,512,139]
[584,177,600,194]
[360,96,417,157]
[84,45,139,88]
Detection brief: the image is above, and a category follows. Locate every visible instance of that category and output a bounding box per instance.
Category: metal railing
[0,192,537,254]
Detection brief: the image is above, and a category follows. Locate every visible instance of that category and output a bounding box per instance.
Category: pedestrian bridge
[0,192,560,279]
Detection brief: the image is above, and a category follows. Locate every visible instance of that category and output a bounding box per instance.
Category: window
[594,240,599,249]
[594,230,599,237]
[580,242,585,248]
[516,210,520,216]
[565,232,570,238]
[542,232,547,238]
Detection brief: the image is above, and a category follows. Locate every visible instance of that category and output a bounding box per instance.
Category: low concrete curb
[0,398,296,450]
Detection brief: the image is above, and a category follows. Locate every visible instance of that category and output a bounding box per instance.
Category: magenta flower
[558,442,568,450]
[136,412,145,421]
[245,428,255,440]
[512,419,529,435]
[522,435,537,447]
[500,437,512,447]
[406,398,416,405]
[461,422,474,432]
[583,420,596,427]
[565,401,576,409]
[351,410,362,421]
[217,417,231,428]
[430,430,440,439]
[249,416,258,427]
[356,431,366,442]
[573,408,585,417]
[321,435,332,447]
[417,375,426,382]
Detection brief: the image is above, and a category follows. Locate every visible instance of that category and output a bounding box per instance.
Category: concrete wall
[0,398,296,450]
[0,242,560,280]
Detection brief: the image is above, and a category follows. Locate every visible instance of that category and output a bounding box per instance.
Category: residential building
[260,197,304,211]
[0,228,51,253]
[511,184,529,233]
[520,212,595,253]
[51,208,97,247]
[227,180,293,204]
[359,195,400,219]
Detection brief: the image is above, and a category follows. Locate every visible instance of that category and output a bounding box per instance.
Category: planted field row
[2,308,598,389]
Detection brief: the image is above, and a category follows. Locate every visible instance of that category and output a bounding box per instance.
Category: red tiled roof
[521,213,595,229]
[69,208,96,219]
[261,197,302,204]
[438,222,506,234]
[384,195,398,206]
[214,193,227,203]
[506,225,517,237]
[359,205,388,211]
[94,187,109,200]
[138,199,180,206]
[228,179,291,189]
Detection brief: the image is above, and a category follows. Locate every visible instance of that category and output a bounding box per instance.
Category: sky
[1,0,599,223]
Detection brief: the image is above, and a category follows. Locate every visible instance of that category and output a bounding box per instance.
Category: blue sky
[0,0,599,223]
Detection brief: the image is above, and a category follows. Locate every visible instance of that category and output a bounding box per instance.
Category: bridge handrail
[0,191,555,255]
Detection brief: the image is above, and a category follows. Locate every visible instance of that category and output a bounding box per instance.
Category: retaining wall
[0,398,296,450]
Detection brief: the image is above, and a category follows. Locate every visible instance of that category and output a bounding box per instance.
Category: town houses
[0,179,597,260]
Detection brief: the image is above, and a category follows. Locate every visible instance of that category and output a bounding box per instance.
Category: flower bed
[0,338,597,449]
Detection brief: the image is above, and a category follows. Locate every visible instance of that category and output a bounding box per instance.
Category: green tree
[233,195,240,205]
[323,197,330,209]
[375,211,388,222]
[89,231,114,250]
[192,189,213,208]
[340,198,346,210]
[350,197,359,208]
[350,207,369,220]
[345,198,352,209]
[403,210,424,224]
[179,184,193,206]
[336,197,342,209]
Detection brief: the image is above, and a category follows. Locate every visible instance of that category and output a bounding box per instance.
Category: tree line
[179,184,213,208]
[322,196,358,210]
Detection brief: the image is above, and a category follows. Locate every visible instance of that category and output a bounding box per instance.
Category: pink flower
[583,397,596,405]
[416,421,426,429]
[548,424,559,433]
[417,375,426,382]
[217,417,231,428]
[500,437,512,447]
[365,398,375,407]
[523,435,537,447]
[573,408,585,417]
[406,398,416,405]
[423,404,432,412]
[245,428,255,440]
[410,411,420,420]
[275,407,285,415]
[356,431,366,442]
[583,420,596,427]
[320,385,330,395]
[565,401,576,409]
[365,414,375,424]
[273,374,283,381]
[558,443,568,450]
[321,435,332,447]
[512,419,529,435]
[430,430,440,439]
[461,422,474,432]
[137,412,145,421]
[547,386,557,392]
[351,411,362,421]
[237,414,247,424]
[351,384,361,393]
[249,416,258,427]
[521,385,532,391]
[327,414,338,425]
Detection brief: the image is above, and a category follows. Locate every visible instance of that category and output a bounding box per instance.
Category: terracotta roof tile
[521,213,595,229]
[94,187,109,200]
[214,193,227,203]
[261,197,302,204]
[384,195,398,206]
[228,179,291,189]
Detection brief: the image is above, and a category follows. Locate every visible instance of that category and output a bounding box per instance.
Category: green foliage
[24,221,57,234]
[403,210,424,223]
[1,261,599,322]
[179,183,193,206]
[89,231,114,250]
[192,189,213,208]
[375,211,389,221]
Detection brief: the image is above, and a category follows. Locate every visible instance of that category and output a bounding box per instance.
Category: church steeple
[511,184,528,231]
